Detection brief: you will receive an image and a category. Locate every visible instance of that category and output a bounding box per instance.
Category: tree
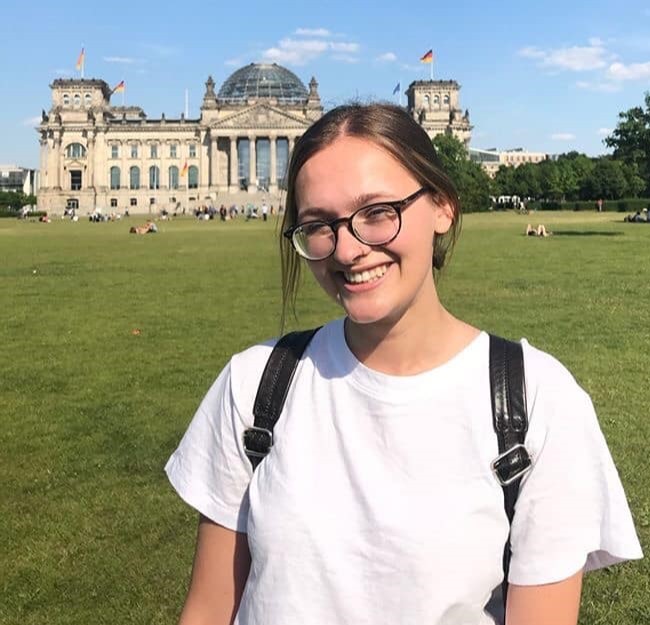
[605,92,650,194]
[583,159,628,200]
[432,134,492,212]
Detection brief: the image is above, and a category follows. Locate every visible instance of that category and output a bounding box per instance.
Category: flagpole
[81,45,85,79]
[430,56,433,81]
[122,84,125,107]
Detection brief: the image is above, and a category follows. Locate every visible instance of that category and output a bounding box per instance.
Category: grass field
[1,211,649,624]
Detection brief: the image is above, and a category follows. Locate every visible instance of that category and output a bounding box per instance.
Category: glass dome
[218,63,308,104]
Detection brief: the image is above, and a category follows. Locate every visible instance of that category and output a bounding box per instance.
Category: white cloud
[576,79,621,92]
[295,28,331,37]
[518,40,609,71]
[551,133,576,141]
[606,60,650,80]
[262,37,360,65]
[597,127,613,136]
[22,116,41,127]
[103,56,137,64]
[376,52,397,62]
[330,42,359,53]
[331,54,359,63]
[588,37,604,47]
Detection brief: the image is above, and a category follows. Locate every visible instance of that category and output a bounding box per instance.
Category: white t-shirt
[165,318,642,625]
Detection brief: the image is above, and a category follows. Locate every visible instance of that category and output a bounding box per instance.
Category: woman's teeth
[344,265,388,284]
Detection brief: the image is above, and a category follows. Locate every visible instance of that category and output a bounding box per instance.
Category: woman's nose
[332,223,371,264]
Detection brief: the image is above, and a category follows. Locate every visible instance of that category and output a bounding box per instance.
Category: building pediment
[210,104,311,130]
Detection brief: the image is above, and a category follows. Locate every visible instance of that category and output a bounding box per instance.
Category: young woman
[165,104,642,625]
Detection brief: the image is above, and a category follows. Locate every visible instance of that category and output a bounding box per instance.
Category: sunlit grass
[1,211,648,624]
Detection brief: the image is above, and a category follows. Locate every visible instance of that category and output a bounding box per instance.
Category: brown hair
[280,102,462,328]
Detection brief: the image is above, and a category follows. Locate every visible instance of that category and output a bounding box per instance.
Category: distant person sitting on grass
[129,220,158,235]
[624,209,649,223]
[525,223,552,237]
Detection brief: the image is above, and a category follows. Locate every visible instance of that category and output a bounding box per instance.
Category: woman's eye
[301,223,330,237]
[363,206,393,219]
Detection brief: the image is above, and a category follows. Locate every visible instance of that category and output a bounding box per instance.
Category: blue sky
[2,0,650,168]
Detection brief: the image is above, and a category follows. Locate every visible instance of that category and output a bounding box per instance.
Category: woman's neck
[344,297,479,376]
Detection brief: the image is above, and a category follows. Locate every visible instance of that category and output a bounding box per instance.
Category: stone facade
[37,65,473,214]
[406,80,472,146]
[37,65,322,214]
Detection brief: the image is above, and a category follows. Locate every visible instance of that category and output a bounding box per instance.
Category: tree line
[432,91,650,212]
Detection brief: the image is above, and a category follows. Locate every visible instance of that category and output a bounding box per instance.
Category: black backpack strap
[489,334,532,613]
[243,328,320,470]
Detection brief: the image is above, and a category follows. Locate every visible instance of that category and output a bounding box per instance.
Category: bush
[525,198,650,212]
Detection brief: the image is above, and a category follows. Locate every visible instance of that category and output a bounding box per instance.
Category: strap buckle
[491,443,532,486]
[243,426,273,459]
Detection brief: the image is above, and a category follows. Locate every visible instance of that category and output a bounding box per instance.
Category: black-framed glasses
[284,187,429,260]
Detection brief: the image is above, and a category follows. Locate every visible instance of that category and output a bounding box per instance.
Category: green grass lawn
[1,211,648,624]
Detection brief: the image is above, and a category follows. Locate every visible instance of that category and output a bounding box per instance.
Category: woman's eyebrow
[298,191,396,221]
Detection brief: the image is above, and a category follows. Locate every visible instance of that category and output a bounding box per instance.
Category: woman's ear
[432,199,454,235]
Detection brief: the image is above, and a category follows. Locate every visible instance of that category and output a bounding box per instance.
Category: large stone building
[37,63,472,214]
[37,64,322,214]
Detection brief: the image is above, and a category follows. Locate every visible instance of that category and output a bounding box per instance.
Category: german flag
[75,47,85,71]
[112,80,125,93]
[420,49,434,63]
[180,161,188,177]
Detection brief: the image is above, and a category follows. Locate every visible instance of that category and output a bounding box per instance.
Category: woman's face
[294,135,453,327]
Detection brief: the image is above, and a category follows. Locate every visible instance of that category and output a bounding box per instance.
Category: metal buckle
[491,443,532,486]
[243,426,273,458]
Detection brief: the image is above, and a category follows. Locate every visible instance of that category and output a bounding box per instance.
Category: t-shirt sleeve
[164,361,253,532]
[508,349,643,585]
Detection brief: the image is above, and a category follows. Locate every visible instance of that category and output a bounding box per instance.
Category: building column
[248,136,257,193]
[211,135,219,189]
[229,136,238,193]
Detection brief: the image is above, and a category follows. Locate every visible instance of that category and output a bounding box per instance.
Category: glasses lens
[293,223,335,260]
[353,205,400,245]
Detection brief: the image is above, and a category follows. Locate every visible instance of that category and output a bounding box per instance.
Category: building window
[424,94,430,109]
[84,93,92,107]
[111,145,119,159]
[169,165,179,190]
[149,165,160,189]
[188,143,197,158]
[129,166,140,190]
[110,166,120,190]
[70,170,82,190]
[150,144,158,159]
[63,94,70,106]
[170,144,177,158]
[433,95,440,104]
[130,144,138,159]
[73,94,81,107]
[443,95,450,105]
[150,197,156,205]
[110,198,118,208]
[130,197,137,206]
[65,143,87,159]
[188,165,199,189]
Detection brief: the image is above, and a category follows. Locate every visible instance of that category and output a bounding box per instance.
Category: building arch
[188,165,199,189]
[110,166,120,190]
[129,166,140,190]
[65,143,86,158]
[149,165,160,189]
[168,166,179,190]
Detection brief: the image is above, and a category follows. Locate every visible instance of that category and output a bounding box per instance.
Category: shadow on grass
[551,230,624,237]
